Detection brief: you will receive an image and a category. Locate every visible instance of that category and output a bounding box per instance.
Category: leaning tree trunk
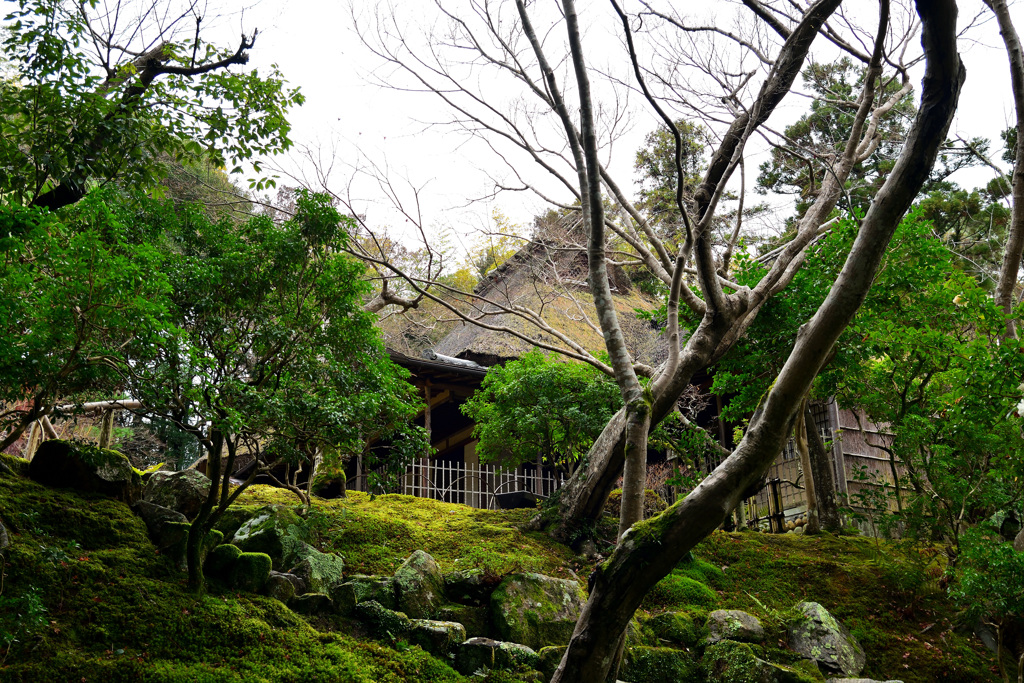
[550,4,964,678]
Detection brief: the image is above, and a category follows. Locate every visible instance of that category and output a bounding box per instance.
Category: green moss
[232,552,272,592]
[622,645,701,683]
[0,476,467,682]
[204,543,242,580]
[232,488,575,578]
[0,452,29,477]
[643,573,718,610]
[643,610,702,647]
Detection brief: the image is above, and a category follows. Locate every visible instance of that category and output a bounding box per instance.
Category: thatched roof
[433,239,664,367]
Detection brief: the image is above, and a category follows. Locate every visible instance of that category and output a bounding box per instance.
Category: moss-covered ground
[0,465,999,682]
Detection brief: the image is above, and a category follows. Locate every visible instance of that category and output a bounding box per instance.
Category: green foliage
[757,59,914,216]
[633,119,705,232]
[124,190,426,487]
[461,350,621,471]
[0,0,302,207]
[0,192,170,448]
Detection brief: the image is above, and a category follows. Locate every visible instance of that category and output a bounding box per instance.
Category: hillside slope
[0,460,997,682]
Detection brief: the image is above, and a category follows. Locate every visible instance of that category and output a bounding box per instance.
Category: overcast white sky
[217,0,1024,255]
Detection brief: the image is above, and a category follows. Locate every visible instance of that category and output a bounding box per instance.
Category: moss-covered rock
[490,572,586,650]
[787,602,866,677]
[0,452,29,477]
[394,549,446,619]
[332,575,397,616]
[644,610,703,647]
[537,645,567,680]
[455,637,539,675]
[132,500,188,549]
[229,505,307,570]
[289,592,335,616]
[407,619,467,657]
[265,571,298,603]
[707,609,766,645]
[436,604,491,639]
[622,645,702,683]
[704,640,823,683]
[28,440,141,503]
[291,544,345,594]
[142,469,210,520]
[353,600,413,638]
[643,572,719,610]
[160,523,222,572]
[232,552,272,593]
[205,542,243,580]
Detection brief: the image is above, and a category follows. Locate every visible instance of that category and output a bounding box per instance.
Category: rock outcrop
[394,550,446,619]
[142,470,210,520]
[490,572,586,650]
[29,440,141,503]
[706,609,766,644]
[787,601,866,677]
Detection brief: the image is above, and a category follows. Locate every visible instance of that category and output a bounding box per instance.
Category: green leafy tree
[0,0,302,210]
[716,211,1024,547]
[0,191,170,454]
[120,190,425,590]
[462,350,622,475]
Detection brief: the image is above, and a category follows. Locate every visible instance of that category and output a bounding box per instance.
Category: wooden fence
[351,460,566,510]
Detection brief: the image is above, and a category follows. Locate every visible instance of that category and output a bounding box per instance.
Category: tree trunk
[187,430,224,592]
[986,0,1024,338]
[795,404,820,535]
[551,4,963,677]
[805,405,842,532]
[618,401,652,539]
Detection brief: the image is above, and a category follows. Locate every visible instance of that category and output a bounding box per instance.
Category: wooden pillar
[23,421,40,460]
[465,441,479,508]
[535,452,543,495]
[98,409,114,449]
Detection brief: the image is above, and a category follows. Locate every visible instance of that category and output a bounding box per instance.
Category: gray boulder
[394,550,445,619]
[436,604,490,639]
[265,572,299,603]
[704,640,821,683]
[143,470,210,520]
[788,602,866,677]
[290,592,334,616]
[230,505,306,570]
[332,575,396,615]
[352,600,413,638]
[133,500,188,546]
[455,637,538,675]
[407,619,467,657]
[0,518,8,558]
[490,572,586,650]
[706,609,766,644]
[29,440,141,503]
[289,544,345,594]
